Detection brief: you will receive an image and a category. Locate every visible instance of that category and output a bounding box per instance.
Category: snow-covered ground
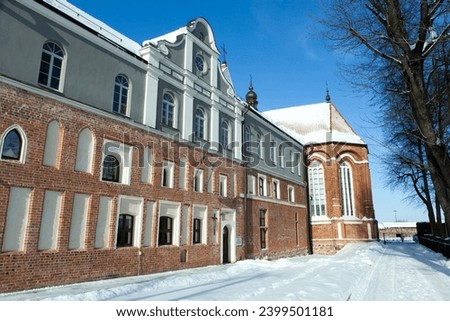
[1,241,449,301]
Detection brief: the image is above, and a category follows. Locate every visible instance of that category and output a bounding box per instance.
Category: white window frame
[158,201,181,246]
[308,161,327,217]
[258,174,268,197]
[112,74,130,116]
[247,175,256,195]
[194,107,207,140]
[101,140,132,185]
[340,162,355,216]
[162,91,177,128]
[272,179,280,199]
[0,125,28,163]
[220,119,230,150]
[38,41,66,92]
[192,205,208,245]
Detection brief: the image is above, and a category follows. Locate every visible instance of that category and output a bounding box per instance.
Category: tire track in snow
[349,242,450,300]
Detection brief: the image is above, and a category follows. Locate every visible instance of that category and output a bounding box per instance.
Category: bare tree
[321,0,450,229]
[382,100,444,235]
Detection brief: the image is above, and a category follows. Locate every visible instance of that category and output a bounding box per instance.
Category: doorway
[222,226,229,263]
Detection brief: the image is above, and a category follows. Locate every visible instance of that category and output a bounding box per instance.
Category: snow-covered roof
[143,27,187,47]
[262,102,365,146]
[44,0,142,55]
[378,222,417,229]
[143,17,220,54]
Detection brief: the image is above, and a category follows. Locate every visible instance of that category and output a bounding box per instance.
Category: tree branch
[349,27,403,65]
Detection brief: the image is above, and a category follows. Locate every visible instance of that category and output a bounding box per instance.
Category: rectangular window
[308,163,327,217]
[162,161,174,188]
[247,175,256,195]
[258,175,267,196]
[279,147,285,168]
[116,214,134,247]
[193,218,201,244]
[193,205,207,244]
[272,180,280,199]
[158,201,181,246]
[219,174,227,197]
[194,169,204,193]
[259,209,267,250]
[270,140,276,165]
[158,216,173,246]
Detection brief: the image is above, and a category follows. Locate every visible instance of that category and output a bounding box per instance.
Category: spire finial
[245,75,258,109]
[325,82,331,102]
[221,44,228,65]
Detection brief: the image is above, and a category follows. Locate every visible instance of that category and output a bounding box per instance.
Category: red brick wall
[307,143,378,254]
[0,82,245,292]
[244,168,310,259]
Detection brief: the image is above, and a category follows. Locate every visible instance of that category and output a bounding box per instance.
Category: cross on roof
[221,44,228,64]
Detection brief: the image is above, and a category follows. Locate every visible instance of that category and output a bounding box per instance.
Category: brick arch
[306,151,332,165]
[336,150,367,164]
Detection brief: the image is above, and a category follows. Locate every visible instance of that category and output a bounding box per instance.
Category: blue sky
[68,0,428,223]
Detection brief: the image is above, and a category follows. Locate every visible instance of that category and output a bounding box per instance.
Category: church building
[0,0,376,293]
[264,95,378,254]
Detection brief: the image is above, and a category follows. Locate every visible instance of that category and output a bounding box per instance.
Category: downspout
[242,103,250,259]
[305,147,313,255]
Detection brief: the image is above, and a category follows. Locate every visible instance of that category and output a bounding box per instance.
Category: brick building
[264,100,378,254]
[0,0,375,293]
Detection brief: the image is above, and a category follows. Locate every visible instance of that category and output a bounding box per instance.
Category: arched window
[194,108,205,139]
[162,92,175,127]
[113,75,129,115]
[1,129,22,161]
[340,162,355,216]
[101,155,120,182]
[158,216,173,246]
[220,120,230,149]
[38,41,65,90]
[116,214,134,247]
[308,161,326,217]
